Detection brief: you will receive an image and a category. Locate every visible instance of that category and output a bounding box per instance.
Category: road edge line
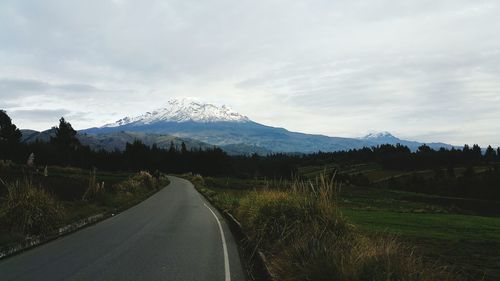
[204,203,231,281]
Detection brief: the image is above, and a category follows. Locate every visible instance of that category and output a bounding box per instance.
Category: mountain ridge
[27,98,457,154]
[102,98,250,128]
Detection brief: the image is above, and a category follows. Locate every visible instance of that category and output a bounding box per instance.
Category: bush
[271,233,457,281]
[191,174,205,187]
[234,174,458,281]
[237,174,348,249]
[113,171,161,193]
[3,178,63,235]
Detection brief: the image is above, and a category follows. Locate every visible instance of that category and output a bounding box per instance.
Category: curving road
[0,176,245,281]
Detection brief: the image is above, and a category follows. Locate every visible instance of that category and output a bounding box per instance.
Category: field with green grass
[191,174,500,281]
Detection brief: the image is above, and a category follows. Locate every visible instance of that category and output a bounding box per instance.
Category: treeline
[301,143,500,171]
[1,110,499,179]
[385,166,500,202]
[0,111,296,178]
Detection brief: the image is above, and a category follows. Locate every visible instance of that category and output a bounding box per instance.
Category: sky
[1,0,499,147]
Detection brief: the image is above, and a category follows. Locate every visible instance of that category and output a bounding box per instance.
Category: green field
[196,175,500,280]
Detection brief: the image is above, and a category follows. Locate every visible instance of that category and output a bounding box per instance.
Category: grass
[0,165,170,249]
[2,178,64,235]
[342,209,500,280]
[190,174,458,281]
[189,173,500,280]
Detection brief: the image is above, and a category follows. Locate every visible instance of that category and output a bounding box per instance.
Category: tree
[472,144,482,159]
[50,117,81,165]
[51,117,80,149]
[168,141,176,154]
[0,110,22,159]
[417,144,432,154]
[484,145,496,163]
[181,142,188,154]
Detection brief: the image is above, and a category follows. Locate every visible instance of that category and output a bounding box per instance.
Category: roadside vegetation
[195,174,500,280]
[190,174,465,281]
[0,162,169,248]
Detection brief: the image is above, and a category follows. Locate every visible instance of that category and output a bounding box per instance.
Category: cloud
[8,109,70,120]
[0,78,102,95]
[0,0,499,146]
[7,108,92,129]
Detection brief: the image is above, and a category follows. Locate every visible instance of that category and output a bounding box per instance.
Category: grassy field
[342,209,500,280]
[193,176,500,281]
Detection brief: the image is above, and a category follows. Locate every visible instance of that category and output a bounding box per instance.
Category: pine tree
[169,141,176,154]
[50,117,81,165]
[51,117,80,149]
[0,110,22,159]
[472,144,482,159]
[181,142,187,154]
[484,145,496,163]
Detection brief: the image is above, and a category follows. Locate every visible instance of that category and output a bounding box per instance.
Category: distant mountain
[20,128,55,143]
[20,129,215,152]
[102,98,249,127]
[80,98,455,154]
[77,131,214,151]
[360,131,455,151]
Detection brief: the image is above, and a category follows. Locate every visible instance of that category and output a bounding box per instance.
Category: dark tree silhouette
[50,117,81,165]
[485,146,496,163]
[181,142,188,154]
[51,117,80,149]
[0,110,22,160]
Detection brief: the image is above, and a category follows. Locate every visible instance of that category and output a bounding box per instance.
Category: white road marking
[204,203,231,281]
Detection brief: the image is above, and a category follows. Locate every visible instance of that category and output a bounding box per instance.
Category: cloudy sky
[1,0,499,146]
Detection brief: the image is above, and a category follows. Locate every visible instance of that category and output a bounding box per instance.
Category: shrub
[237,174,349,250]
[113,171,159,193]
[3,178,63,235]
[82,169,105,201]
[135,171,155,189]
[271,232,457,281]
[191,174,205,187]
[234,173,458,281]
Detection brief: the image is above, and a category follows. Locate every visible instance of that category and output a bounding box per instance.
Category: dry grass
[3,178,63,235]
[231,173,459,281]
[82,168,105,201]
[113,171,159,193]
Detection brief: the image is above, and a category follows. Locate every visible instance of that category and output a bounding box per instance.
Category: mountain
[20,129,215,152]
[102,98,249,127]
[20,128,56,143]
[77,131,214,151]
[360,131,455,151]
[81,98,455,154]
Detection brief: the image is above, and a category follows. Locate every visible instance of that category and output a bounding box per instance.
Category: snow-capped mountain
[360,131,454,150]
[103,98,249,127]
[361,131,400,144]
[81,99,455,154]
[363,131,394,139]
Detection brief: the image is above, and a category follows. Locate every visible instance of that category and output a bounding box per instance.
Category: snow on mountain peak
[362,131,397,139]
[103,98,250,128]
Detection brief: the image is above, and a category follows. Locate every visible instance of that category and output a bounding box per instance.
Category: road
[0,176,245,281]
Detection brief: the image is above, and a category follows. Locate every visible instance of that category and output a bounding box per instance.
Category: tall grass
[205,173,458,281]
[82,168,105,201]
[3,178,63,235]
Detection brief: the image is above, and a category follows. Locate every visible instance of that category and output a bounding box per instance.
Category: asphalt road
[0,176,245,281]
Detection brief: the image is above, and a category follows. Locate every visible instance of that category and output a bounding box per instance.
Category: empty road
[0,176,245,281]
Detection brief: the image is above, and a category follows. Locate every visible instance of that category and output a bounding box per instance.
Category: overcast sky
[1,0,499,146]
